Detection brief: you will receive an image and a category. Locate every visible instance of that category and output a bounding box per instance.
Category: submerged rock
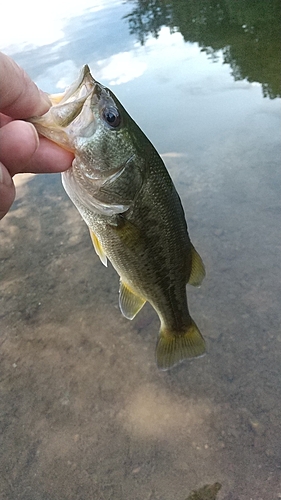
[186,482,222,500]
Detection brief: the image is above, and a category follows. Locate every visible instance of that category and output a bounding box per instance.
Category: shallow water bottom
[0,163,280,499]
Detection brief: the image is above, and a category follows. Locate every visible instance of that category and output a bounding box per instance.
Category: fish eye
[102,106,121,128]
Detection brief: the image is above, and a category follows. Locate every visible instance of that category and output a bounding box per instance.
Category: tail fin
[156,320,206,371]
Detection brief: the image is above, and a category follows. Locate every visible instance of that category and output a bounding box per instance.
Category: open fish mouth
[29,65,98,152]
[48,65,94,106]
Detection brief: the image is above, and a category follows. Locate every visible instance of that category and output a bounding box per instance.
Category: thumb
[0,162,16,220]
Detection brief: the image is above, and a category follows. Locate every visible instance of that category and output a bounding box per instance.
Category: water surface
[0,1,280,499]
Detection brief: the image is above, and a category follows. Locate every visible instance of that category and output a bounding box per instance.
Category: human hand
[0,52,74,220]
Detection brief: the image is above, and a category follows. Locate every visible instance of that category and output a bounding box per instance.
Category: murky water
[1,1,280,499]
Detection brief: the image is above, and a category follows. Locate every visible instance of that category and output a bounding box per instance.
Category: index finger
[0,52,51,119]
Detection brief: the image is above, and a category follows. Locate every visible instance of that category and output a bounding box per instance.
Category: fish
[30,65,206,370]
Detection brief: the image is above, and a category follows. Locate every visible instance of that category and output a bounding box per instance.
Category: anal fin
[188,245,206,287]
[119,280,146,320]
[89,229,107,267]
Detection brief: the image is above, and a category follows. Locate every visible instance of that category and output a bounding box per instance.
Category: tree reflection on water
[124,0,281,99]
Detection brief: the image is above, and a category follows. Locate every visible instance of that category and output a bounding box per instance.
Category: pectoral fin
[110,216,142,249]
[188,245,206,287]
[119,280,146,320]
[89,230,107,267]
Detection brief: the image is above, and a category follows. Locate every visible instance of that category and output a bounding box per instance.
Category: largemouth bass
[30,65,206,370]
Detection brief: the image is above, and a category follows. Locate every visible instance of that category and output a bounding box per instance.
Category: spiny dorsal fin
[188,245,206,287]
[89,229,107,267]
[119,280,146,320]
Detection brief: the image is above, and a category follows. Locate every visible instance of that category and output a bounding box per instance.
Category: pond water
[0,1,280,499]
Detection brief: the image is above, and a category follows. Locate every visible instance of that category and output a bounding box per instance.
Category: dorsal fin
[119,280,146,320]
[89,229,107,267]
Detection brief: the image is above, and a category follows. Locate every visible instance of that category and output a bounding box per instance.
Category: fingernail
[26,122,40,150]
[0,162,13,186]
